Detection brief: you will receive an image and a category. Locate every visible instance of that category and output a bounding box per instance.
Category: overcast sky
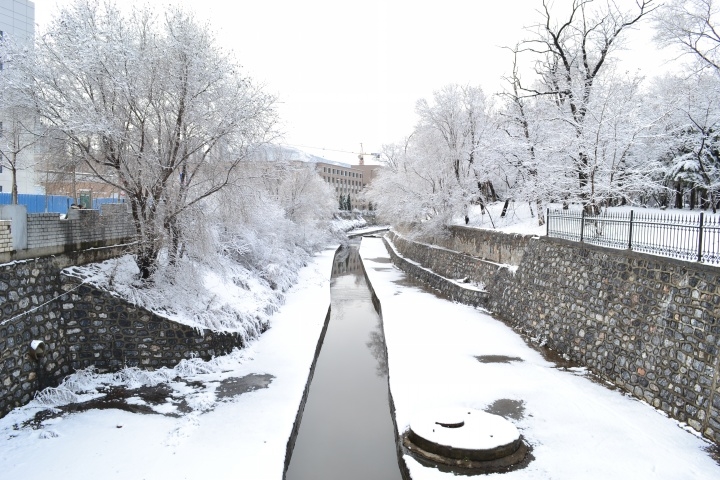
[31,0,679,164]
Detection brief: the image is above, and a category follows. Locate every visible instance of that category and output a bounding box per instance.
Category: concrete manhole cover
[403,407,529,473]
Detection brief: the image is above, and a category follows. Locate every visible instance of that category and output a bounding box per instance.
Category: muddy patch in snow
[484,398,526,421]
[366,257,392,264]
[475,355,524,364]
[215,374,274,400]
[22,374,275,430]
[24,383,188,429]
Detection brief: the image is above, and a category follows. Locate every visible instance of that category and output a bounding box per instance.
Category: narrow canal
[285,240,403,480]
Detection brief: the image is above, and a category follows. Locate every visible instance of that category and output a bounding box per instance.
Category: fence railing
[547,209,720,265]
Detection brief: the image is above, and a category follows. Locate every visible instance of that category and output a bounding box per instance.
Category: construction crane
[357,143,380,165]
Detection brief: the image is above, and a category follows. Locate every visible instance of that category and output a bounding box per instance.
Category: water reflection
[285,242,402,480]
[366,319,389,377]
[332,246,363,276]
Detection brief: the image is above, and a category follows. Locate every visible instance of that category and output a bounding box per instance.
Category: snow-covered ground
[455,202,548,236]
[0,247,337,480]
[455,201,718,237]
[360,236,720,480]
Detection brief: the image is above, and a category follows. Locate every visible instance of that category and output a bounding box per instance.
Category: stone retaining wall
[383,235,489,308]
[386,230,720,445]
[0,247,247,418]
[60,278,247,371]
[0,250,120,417]
[387,231,509,286]
[415,226,533,265]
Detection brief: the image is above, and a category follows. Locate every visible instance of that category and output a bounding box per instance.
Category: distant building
[0,0,39,196]
[314,160,379,210]
[257,144,381,210]
[0,0,34,43]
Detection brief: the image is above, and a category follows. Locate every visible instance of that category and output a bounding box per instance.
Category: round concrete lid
[409,407,520,453]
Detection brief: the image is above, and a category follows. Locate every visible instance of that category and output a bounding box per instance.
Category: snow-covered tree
[367,132,466,234]
[576,71,666,206]
[414,84,499,221]
[15,0,278,278]
[518,0,656,211]
[497,49,559,224]
[650,74,720,210]
[0,36,42,204]
[654,0,720,73]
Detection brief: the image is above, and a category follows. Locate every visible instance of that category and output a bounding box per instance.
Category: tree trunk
[136,244,158,280]
[690,187,697,210]
[674,181,684,209]
[699,188,709,210]
[536,199,546,226]
[11,168,18,205]
[500,198,511,217]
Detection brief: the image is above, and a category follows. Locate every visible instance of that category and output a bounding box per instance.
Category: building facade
[0,0,39,196]
[0,0,33,42]
[315,161,379,210]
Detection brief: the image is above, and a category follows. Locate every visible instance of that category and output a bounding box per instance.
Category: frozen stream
[285,241,403,480]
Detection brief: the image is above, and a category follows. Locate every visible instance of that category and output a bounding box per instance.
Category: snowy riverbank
[359,236,720,480]
[0,247,337,480]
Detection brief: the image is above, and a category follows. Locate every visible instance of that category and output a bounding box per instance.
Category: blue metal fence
[547,209,720,265]
[0,193,125,214]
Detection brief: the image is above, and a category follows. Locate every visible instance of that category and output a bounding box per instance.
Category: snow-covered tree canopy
[368,0,720,228]
[654,0,720,74]
[519,0,656,211]
[10,0,279,278]
[367,84,499,234]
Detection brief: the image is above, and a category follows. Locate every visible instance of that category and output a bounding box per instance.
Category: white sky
[31,0,680,164]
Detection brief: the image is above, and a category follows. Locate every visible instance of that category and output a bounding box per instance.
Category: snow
[0,246,337,480]
[359,236,720,480]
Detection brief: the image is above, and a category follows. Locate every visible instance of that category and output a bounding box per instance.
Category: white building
[0,0,34,42]
[0,0,40,196]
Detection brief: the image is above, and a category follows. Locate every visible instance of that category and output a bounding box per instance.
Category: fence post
[546,208,550,237]
[580,209,585,243]
[628,210,634,250]
[698,211,704,262]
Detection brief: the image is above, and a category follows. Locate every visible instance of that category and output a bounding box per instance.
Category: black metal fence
[547,209,720,265]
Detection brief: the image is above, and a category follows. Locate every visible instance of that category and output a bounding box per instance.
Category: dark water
[285,242,402,480]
